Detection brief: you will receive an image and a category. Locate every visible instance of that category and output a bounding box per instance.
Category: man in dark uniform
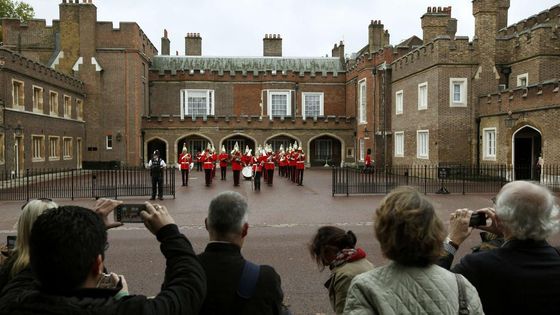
[198,191,286,314]
[148,150,166,200]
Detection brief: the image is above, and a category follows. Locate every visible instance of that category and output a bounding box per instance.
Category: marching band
[176,141,307,190]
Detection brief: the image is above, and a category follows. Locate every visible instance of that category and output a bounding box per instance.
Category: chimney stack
[368,20,388,53]
[263,34,282,57]
[421,6,456,44]
[331,40,345,62]
[185,33,202,56]
[161,29,170,55]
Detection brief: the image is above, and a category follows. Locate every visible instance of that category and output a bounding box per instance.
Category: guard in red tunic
[178,144,192,186]
[253,150,264,191]
[195,150,202,171]
[290,146,298,183]
[218,145,229,180]
[265,145,275,186]
[363,148,374,174]
[231,142,243,186]
[202,146,214,187]
[211,146,218,179]
[296,147,306,186]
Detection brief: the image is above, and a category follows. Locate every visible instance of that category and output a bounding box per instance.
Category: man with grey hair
[197,191,286,314]
[440,180,560,314]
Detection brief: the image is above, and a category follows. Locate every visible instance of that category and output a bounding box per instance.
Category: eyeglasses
[21,198,53,210]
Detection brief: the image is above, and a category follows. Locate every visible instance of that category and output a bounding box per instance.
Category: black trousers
[221,166,227,180]
[297,169,304,185]
[204,169,212,186]
[267,169,274,185]
[233,170,240,186]
[181,169,189,186]
[151,176,163,198]
[254,171,261,191]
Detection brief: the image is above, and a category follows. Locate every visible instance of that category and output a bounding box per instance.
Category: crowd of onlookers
[0,180,559,314]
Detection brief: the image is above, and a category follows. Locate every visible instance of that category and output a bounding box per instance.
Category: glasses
[21,198,53,210]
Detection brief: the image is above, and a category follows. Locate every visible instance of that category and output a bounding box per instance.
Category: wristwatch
[443,237,459,256]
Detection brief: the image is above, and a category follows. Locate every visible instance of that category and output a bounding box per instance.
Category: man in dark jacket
[198,191,285,315]
[440,181,560,315]
[0,203,206,315]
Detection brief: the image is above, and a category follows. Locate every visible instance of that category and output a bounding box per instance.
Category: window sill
[32,158,45,163]
[482,156,496,161]
[48,157,60,161]
[417,156,429,160]
[63,156,72,160]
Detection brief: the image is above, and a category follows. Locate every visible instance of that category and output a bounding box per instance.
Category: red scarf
[330,248,367,269]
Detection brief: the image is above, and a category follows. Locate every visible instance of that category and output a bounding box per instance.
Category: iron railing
[0,167,176,201]
[332,164,559,196]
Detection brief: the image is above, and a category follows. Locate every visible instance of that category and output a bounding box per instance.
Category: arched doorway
[147,138,167,163]
[177,135,211,159]
[266,134,299,152]
[309,135,342,167]
[513,126,541,180]
[221,134,256,154]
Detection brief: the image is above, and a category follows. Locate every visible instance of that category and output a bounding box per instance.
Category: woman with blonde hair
[0,198,58,290]
[344,187,484,314]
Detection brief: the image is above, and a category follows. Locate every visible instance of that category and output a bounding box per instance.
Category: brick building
[0,47,85,176]
[389,1,560,180]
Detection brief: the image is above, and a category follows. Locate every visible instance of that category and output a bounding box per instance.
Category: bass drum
[242,166,253,180]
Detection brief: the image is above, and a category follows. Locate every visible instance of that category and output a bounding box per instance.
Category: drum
[242,166,253,180]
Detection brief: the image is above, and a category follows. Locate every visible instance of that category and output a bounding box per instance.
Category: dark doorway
[147,139,167,163]
[514,127,541,180]
[223,135,255,154]
[177,136,210,160]
[310,136,342,167]
[267,135,297,152]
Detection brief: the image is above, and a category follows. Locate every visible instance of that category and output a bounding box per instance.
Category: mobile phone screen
[114,204,146,223]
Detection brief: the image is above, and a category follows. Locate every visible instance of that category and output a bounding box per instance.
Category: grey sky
[24,0,559,57]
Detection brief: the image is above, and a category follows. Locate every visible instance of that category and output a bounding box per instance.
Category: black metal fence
[332,164,560,196]
[0,167,176,201]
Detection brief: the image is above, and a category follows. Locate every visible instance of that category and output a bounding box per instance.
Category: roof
[151,56,345,75]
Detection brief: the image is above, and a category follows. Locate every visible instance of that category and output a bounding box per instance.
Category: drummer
[178,143,192,186]
[253,148,264,191]
[231,142,243,186]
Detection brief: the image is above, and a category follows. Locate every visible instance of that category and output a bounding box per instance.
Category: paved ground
[1,168,558,314]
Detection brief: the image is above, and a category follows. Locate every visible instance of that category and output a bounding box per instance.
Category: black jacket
[197,242,284,315]
[439,239,560,315]
[0,224,206,315]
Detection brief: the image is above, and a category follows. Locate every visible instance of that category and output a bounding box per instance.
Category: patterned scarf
[329,248,367,269]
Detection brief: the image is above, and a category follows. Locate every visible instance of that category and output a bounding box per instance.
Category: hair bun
[346,230,357,247]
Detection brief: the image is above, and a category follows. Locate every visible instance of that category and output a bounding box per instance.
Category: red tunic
[219,153,229,167]
[365,154,372,167]
[202,152,213,170]
[252,156,263,172]
[231,153,243,171]
[296,152,305,170]
[179,152,192,170]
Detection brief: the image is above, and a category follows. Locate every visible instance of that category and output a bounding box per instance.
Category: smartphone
[114,204,146,223]
[6,236,16,250]
[469,212,487,227]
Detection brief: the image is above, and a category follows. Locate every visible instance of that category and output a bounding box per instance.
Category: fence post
[462,165,466,195]
[71,169,75,200]
[424,165,428,195]
[345,166,349,197]
[25,169,30,201]
[172,168,176,199]
[331,166,335,196]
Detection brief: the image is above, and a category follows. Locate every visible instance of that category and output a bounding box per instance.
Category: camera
[469,212,487,227]
[114,204,146,223]
[6,236,16,250]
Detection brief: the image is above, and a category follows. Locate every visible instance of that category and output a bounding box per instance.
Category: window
[483,128,496,160]
[181,89,215,117]
[32,135,45,162]
[517,73,528,87]
[76,99,83,120]
[50,91,59,116]
[416,130,429,159]
[302,92,324,119]
[64,95,72,118]
[395,90,403,115]
[106,135,113,150]
[359,139,365,161]
[394,131,404,157]
[0,133,4,164]
[63,137,73,160]
[12,80,24,109]
[49,136,60,161]
[32,86,44,113]
[449,78,467,107]
[358,79,367,124]
[418,82,428,110]
[267,91,291,118]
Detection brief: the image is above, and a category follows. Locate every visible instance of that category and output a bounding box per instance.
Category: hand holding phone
[114,204,147,223]
[6,236,16,250]
[469,212,487,227]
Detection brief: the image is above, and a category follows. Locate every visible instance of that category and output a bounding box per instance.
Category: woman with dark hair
[309,226,373,314]
[344,187,484,314]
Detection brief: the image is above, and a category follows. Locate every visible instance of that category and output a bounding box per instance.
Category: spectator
[440,180,560,314]
[0,198,58,291]
[0,202,206,315]
[198,191,286,314]
[309,226,373,315]
[344,186,483,314]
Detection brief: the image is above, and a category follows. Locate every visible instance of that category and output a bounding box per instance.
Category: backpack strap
[237,260,260,299]
[455,274,470,315]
